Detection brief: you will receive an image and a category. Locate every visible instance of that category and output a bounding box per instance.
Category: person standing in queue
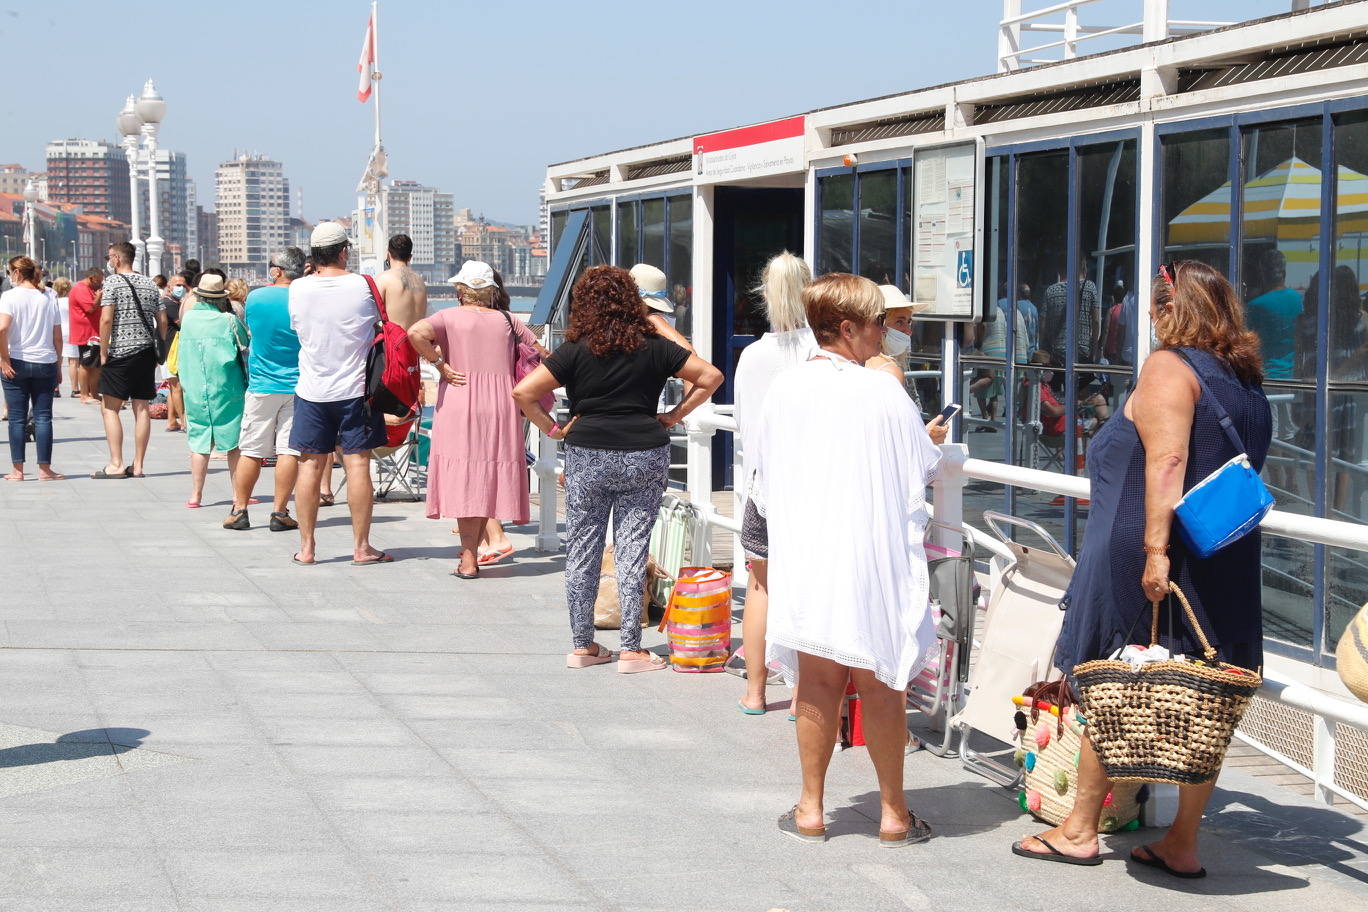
[513,266,723,672]
[751,273,947,847]
[287,222,390,567]
[1012,261,1271,877]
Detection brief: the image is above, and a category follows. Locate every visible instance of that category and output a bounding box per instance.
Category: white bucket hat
[448,260,496,289]
[878,283,931,314]
[629,263,674,314]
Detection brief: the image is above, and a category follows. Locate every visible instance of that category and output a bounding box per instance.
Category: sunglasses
[1158,262,1178,287]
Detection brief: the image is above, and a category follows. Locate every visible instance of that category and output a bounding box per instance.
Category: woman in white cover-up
[752,273,945,847]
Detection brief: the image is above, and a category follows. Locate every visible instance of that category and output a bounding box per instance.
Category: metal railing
[651,403,1368,812]
[997,0,1237,71]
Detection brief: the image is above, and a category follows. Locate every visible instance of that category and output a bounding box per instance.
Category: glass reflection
[668,196,693,341]
[616,201,637,267]
[858,169,898,285]
[1162,128,1231,275]
[818,173,854,274]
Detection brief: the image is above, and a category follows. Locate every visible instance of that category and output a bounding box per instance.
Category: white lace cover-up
[751,356,942,690]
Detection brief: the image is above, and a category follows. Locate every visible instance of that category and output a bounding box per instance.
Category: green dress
[178,300,248,455]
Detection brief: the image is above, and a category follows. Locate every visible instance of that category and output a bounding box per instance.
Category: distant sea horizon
[430,295,536,315]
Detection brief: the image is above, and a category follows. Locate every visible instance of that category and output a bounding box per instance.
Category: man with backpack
[286,222,391,566]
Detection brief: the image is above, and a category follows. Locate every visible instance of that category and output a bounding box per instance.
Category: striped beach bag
[658,567,732,673]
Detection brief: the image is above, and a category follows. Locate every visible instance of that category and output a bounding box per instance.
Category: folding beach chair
[374,415,430,502]
[647,493,699,610]
[953,511,1074,787]
[906,521,978,757]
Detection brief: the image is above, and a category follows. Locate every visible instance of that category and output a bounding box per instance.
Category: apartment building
[215,154,289,278]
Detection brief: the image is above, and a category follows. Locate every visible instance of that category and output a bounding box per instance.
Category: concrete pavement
[0,395,1365,911]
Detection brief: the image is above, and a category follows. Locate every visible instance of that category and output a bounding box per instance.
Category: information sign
[910,141,983,320]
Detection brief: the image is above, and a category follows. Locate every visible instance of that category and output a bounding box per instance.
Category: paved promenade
[1,397,1366,911]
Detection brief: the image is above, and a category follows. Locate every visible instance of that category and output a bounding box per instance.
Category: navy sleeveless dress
[1054,347,1273,674]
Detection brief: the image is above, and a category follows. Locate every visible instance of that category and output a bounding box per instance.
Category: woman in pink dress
[407,261,547,578]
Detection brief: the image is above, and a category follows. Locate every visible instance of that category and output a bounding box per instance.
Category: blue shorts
[290,395,385,455]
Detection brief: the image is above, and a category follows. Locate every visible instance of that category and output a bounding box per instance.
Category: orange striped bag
[657,567,732,673]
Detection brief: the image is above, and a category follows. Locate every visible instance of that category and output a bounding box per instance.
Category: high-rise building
[196,207,219,265]
[382,180,458,282]
[45,139,131,225]
[140,150,193,273]
[0,164,40,197]
[215,154,289,278]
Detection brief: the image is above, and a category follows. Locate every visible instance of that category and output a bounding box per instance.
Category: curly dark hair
[566,265,657,356]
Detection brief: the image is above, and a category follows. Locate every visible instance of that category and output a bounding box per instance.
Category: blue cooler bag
[1172,352,1274,559]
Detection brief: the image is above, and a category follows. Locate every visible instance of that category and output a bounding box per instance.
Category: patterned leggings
[563,443,670,652]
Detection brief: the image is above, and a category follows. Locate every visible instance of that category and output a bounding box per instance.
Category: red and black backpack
[361,274,420,418]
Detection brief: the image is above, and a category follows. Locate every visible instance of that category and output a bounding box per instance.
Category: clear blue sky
[6,0,1277,225]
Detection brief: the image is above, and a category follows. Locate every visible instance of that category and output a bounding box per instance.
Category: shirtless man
[376,234,427,330]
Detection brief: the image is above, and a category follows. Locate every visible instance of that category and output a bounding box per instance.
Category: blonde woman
[733,251,814,714]
[225,278,249,320]
[751,273,947,846]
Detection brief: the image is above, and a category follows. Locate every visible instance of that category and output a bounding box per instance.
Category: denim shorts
[289,395,385,455]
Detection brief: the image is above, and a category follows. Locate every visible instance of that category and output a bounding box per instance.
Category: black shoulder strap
[1172,348,1246,456]
[119,274,157,340]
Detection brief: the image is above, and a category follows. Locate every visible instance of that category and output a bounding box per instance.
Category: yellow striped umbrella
[1167,156,1368,245]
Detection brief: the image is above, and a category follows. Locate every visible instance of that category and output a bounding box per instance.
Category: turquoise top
[1245,286,1302,380]
[244,285,301,395]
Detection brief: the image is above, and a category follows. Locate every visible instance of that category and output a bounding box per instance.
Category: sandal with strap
[777,806,826,843]
[880,811,933,847]
[566,643,614,669]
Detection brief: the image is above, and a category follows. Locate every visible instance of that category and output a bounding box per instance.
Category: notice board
[910,141,983,321]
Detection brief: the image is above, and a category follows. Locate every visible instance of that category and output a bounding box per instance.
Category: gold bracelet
[1142,545,1169,555]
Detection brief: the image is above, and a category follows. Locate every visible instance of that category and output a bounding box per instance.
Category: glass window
[818,172,853,274]
[1241,118,1321,384]
[1162,128,1232,276]
[1011,149,1070,547]
[642,198,666,266]
[616,200,637,267]
[590,205,610,266]
[668,195,693,341]
[1079,140,1138,370]
[966,156,1011,445]
[857,169,898,286]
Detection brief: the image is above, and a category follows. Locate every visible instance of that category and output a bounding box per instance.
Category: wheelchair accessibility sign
[956,250,973,289]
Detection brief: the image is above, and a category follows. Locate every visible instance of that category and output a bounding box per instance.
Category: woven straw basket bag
[1013,685,1142,831]
[1073,582,1261,786]
[1336,602,1368,703]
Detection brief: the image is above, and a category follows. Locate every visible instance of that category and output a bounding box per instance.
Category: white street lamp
[137,79,166,277]
[116,93,145,273]
[22,179,39,260]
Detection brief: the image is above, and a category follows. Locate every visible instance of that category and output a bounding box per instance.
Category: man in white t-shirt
[287,222,390,566]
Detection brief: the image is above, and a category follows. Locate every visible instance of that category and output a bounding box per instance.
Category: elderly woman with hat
[630,264,693,352]
[408,260,546,578]
[865,284,925,398]
[176,273,249,508]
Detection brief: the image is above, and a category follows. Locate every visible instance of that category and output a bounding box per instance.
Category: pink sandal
[566,643,614,668]
[617,652,667,674]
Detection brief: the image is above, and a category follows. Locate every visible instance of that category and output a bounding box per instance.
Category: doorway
[711,186,805,488]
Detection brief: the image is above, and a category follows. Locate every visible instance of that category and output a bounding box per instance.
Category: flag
[356,13,376,102]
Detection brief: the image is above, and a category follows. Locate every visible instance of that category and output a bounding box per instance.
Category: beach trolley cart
[906,521,978,757]
[648,494,699,610]
[953,512,1074,787]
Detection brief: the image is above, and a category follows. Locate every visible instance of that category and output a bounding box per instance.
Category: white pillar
[1136,122,1157,367]
[144,130,163,277]
[998,0,1022,72]
[123,137,145,273]
[1142,0,1170,44]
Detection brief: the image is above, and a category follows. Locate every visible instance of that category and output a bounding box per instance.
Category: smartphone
[936,403,962,423]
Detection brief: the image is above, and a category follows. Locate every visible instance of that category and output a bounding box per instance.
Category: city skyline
[0,0,1276,228]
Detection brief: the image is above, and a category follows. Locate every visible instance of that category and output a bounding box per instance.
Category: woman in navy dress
[1013,261,1271,877]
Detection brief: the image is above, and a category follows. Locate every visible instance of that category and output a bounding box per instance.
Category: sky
[5,0,1289,226]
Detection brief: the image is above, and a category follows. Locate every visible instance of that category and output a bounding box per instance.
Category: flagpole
[371,0,385,247]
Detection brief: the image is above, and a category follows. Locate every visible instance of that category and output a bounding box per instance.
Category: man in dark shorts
[286,222,390,566]
[94,241,167,478]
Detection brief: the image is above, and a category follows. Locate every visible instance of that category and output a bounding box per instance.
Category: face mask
[883,327,911,357]
[172,286,186,299]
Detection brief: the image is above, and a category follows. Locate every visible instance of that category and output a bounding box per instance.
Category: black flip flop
[123,466,145,478]
[1131,845,1206,879]
[351,552,394,567]
[1011,836,1103,866]
[89,468,127,479]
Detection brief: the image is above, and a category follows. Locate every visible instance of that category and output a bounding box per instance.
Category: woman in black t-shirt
[514,266,723,673]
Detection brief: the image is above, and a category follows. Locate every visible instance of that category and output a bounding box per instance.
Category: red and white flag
[356,13,376,102]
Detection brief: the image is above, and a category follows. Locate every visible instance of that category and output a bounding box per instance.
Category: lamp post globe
[22,179,39,260]
[116,95,141,138]
[135,79,165,124]
[22,179,38,204]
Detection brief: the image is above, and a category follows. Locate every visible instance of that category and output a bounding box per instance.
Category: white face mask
[883,327,911,357]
